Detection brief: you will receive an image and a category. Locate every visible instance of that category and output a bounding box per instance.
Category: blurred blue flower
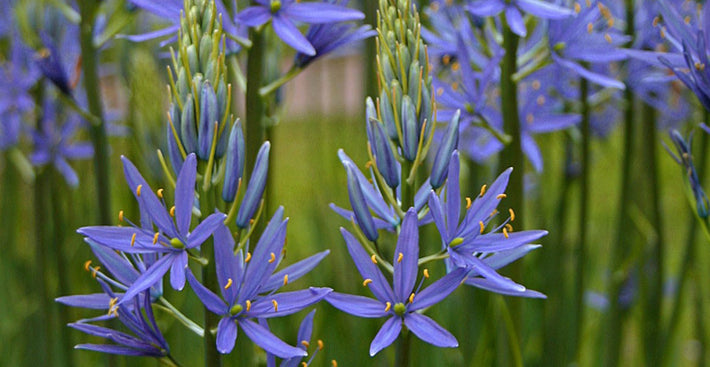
[187,208,331,356]
[0,38,39,150]
[78,154,226,304]
[466,0,573,37]
[237,0,364,56]
[326,209,468,356]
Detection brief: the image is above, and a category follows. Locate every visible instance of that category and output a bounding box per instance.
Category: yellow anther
[301,340,310,348]
[437,87,444,96]
[318,339,324,350]
[430,1,439,11]
[479,221,485,234]
[170,206,176,217]
[442,55,451,65]
[503,227,509,239]
[109,297,118,308]
[136,184,143,196]
[653,16,660,27]
[153,232,160,244]
[527,113,534,124]
[157,188,164,199]
[496,193,507,199]
[301,362,307,367]
[408,293,415,303]
[451,82,459,91]
[131,233,137,247]
[604,33,612,44]
[364,160,373,169]
[532,80,541,90]
[537,95,545,106]
[505,223,514,233]
[246,300,252,311]
[607,18,614,28]
[332,360,338,367]
[118,210,124,222]
[509,208,516,222]
[466,197,472,209]
[479,184,487,197]
[249,219,255,225]
[397,252,404,263]
[224,278,233,289]
[490,209,498,217]
[272,299,278,312]
[268,252,276,263]
[660,27,666,39]
[363,278,373,287]
[371,254,378,264]
[585,0,590,6]
[685,15,691,25]
[92,266,101,278]
[84,260,92,271]
[574,2,580,13]
[283,274,289,286]
[385,302,391,312]
[245,252,252,263]
[451,62,460,71]
[696,62,706,71]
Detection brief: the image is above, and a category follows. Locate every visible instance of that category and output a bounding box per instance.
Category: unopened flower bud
[181,94,198,154]
[401,95,418,161]
[344,162,378,242]
[236,142,270,228]
[198,81,218,160]
[222,119,245,203]
[431,110,460,189]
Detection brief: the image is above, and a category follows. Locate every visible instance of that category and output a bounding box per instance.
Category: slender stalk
[34,167,53,365]
[574,75,590,360]
[199,184,221,367]
[395,328,411,367]
[50,172,73,367]
[401,159,414,210]
[498,17,524,349]
[245,27,266,175]
[79,0,112,225]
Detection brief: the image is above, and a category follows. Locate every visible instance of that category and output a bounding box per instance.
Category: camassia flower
[466,0,573,37]
[78,153,225,305]
[187,207,331,357]
[326,209,468,356]
[428,151,547,297]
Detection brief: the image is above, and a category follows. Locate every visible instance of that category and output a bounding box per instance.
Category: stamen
[574,2,580,13]
[685,15,691,25]
[301,340,310,348]
[423,269,429,278]
[283,274,289,286]
[587,22,593,34]
[437,87,444,96]
[442,55,450,65]
[479,221,485,234]
[585,0,590,6]
[224,278,233,289]
[451,62,460,71]
[245,252,252,263]
[479,184,487,197]
[118,210,124,222]
[509,208,516,222]
[170,206,176,217]
[363,278,373,287]
[136,184,143,196]
[246,300,252,311]
[532,80,541,90]
[653,16,660,27]
[537,95,545,105]
[385,302,391,312]
[505,223,514,233]
[496,193,507,199]
[397,252,404,263]
[131,233,137,247]
[272,299,278,312]
[268,252,276,263]
[466,197,472,209]
[490,209,498,217]
[92,266,101,278]
[526,113,534,124]
[371,254,378,264]
[503,227,509,239]
[318,340,324,350]
[408,293,415,303]
[84,260,92,271]
[153,232,160,244]
[660,27,666,39]
[604,33,612,44]
[301,362,307,367]
[157,188,164,199]
[451,82,458,91]
[607,18,614,28]
[332,361,338,367]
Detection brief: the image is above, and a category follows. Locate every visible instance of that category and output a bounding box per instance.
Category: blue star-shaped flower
[466,0,573,37]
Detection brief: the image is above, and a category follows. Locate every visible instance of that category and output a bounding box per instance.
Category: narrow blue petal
[247,288,331,318]
[236,7,272,27]
[505,6,526,37]
[119,26,179,42]
[217,317,238,354]
[240,319,307,358]
[325,292,388,318]
[240,219,288,299]
[410,268,467,311]
[484,244,541,270]
[341,228,395,301]
[118,254,175,305]
[87,239,139,286]
[404,313,458,348]
[169,251,188,290]
[284,3,364,23]
[444,153,461,241]
[297,310,316,348]
[263,250,330,292]
[187,213,227,248]
[369,316,402,356]
[517,0,573,19]
[459,230,548,253]
[465,0,506,16]
[553,55,626,89]
[272,16,315,56]
[175,154,197,235]
[394,209,419,302]
[236,142,270,228]
[214,224,239,302]
[466,277,547,298]
[463,255,526,293]
[186,271,229,314]
[431,112,460,189]
[78,227,164,253]
[74,343,163,357]
[56,293,116,309]
[344,161,379,241]
[521,133,543,172]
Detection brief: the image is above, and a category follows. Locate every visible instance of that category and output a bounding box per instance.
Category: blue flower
[326,209,468,356]
[466,0,573,37]
[427,151,547,297]
[264,310,323,367]
[0,38,39,150]
[78,153,226,304]
[187,207,331,357]
[237,0,364,56]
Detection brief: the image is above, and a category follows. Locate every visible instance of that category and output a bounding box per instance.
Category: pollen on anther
[84,260,92,271]
[92,266,101,278]
[363,278,373,287]
[574,2,580,13]
[131,233,137,247]
[272,299,278,312]
[479,184,487,197]
[685,15,691,25]
[423,269,429,278]
[283,274,289,286]
[503,227,509,239]
[497,193,507,199]
[466,197,472,209]
[371,254,378,264]
[505,223,514,233]
[118,210,124,222]
[397,252,404,263]
[604,33,612,43]
[157,188,164,199]
[153,232,160,244]
[301,362,307,367]
[385,302,392,312]
[170,206,176,217]
[136,184,143,197]
[332,360,338,367]
[408,293,415,303]
[652,16,660,27]
[245,252,252,263]
[509,208,516,222]
[318,340,324,350]
[268,252,276,263]
[301,340,310,348]
[224,278,233,289]
[246,300,252,311]
[479,221,485,234]
[587,22,593,34]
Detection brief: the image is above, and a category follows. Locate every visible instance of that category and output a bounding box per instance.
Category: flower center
[449,237,464,247]
[170,237,185,249]
[270,0,281,12]
[230,304,243,316]
[393,302,406,316]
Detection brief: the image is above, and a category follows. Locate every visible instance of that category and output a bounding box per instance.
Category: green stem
[395,327,411,367]
[573,75,590,361]
[401,159,414,210]
[34,167,53,365]
[50,172,73,367]
[199,186,221,367]
[158,297,205,337]
[245,27,266,176]
[498,16,524,348]
[259,66,302,97]
[79,0,112,225]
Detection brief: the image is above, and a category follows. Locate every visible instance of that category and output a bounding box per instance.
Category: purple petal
[404,313,458,348]
[236,7,272,27]
[369,316,402,356]
[175,153,197,235]
[325,292,388,318]
[505,6,526,37]
[516,0,573,19]
[186,213,227,248]
[119,26,180,42]
[214,223,239,302]
[521,133,543,172]
[553,55,626,89]
[459,230,548,253]
[297,310,316,349]
[466,0,506,16]
[74,343,163,357]
[217,317,238,354]
[394,209,419,301]
[340,228,395,302]
[263,250,329,292]
[240,319,307,358]
[246,288,331,318]
[466,277,546,298]
[186,271,228,314]
[284,3,364,24]
[117,254,175,305]
[56,293,116,309]
[272,16,316,56]
[169,251,188,290]
[410,268,467,311]
[78,226,165,253]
